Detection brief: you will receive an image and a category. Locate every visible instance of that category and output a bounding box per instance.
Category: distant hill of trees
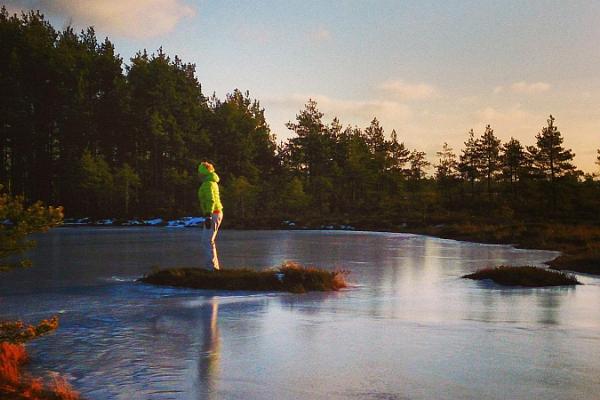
[2,8,599,228]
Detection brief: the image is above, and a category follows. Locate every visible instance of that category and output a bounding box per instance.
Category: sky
[5,0,600,172]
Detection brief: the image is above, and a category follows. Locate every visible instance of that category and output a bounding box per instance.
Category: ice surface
[2,229,599,399]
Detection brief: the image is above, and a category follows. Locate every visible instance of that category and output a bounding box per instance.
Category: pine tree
[284,99,330,180]
[342,127,373,212]
[435,143,458,206]
[528,115,576,180]
[364,117,388,175]
[387,130,411,173]
[407,150,430,181]
[527,115,577,213]
[364,118,387,154]
[458,129,480,197]
[500,137,526,193]
[210,89,276,182]
[477,125,501,199]
[435,143,458,181]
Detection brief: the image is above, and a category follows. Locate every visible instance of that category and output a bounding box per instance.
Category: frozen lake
[1,228,600,399]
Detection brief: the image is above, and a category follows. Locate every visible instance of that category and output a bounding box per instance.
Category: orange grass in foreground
[141,261,349,293]
[0,342,79,400]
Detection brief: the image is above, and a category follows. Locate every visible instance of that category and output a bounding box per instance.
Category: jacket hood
[198,163,219,183]
[198,163,211,175]
[203,171,220,183]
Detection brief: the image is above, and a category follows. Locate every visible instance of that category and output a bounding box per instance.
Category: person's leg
[201,220,212,269]
[209,213,223,270]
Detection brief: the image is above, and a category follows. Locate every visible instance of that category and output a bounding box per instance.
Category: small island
[140,262,348,293]
[462,266,580,287]
[547,252,600,275]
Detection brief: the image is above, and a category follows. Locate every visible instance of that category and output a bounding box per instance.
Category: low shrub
[0,317,59,344]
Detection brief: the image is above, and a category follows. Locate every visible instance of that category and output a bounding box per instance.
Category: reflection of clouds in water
[462,285,578,326]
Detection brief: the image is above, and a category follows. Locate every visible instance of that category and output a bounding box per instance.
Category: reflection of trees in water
[463,286,572,325]
[197,297,221,400]
[277,292,336,314]
[537,289,570,325]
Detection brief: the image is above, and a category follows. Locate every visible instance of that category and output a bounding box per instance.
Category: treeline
[1,9,599,228]
[278,103,600,227]
[0,9,277,218]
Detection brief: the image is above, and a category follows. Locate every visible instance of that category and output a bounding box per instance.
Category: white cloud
[493,81,551,95]
[7,0,196,39]
[476,105,535,123]
[379,79,440,100]
[309,27,331,42]
[510,81,551,94]
[265,94,412,127]
[469,104,543,148]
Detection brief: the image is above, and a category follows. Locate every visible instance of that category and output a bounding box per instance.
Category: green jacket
[197,170,223,215]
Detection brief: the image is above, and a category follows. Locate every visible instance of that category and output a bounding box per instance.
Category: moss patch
[140,262,349,293]
[462,266,580,287]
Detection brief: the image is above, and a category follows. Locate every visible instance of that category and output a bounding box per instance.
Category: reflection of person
[198,162,223,270]
[198,297,221,398]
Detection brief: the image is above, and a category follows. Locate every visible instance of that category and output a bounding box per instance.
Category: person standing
[198,162,223,270]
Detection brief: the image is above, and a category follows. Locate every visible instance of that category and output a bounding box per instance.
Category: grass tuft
[140,261,349,293]
[0,342,26,386]
[0,341,80,399]
[462,266,580,287]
